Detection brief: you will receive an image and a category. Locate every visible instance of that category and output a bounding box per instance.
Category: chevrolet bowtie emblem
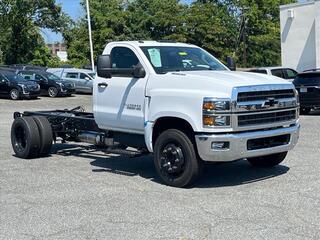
[263,98,278,107]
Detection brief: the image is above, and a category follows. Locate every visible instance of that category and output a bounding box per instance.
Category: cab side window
[271,69,285,78]
[284,69,297,79]
[19,72,34,80]
[35,74,46,81]
[66,73,79,79]
[80,73,90,79]
[110,47,139,71]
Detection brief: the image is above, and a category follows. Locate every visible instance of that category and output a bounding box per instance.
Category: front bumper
[195,124,300,162]
[60,88,76,94]
[21,91,41,98]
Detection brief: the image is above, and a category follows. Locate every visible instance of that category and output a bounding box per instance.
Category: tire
[48,87,58,98]
[247,152,288,168]
[32,116,53,157]
[300,108,311,115]
[154,129,200,187]
[10,88,20,100]
[11,117,41,159]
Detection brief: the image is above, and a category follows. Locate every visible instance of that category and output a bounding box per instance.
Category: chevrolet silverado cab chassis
[10,41,300,187]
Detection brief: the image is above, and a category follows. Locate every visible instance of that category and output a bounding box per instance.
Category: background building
[280,0,320,72]
[46,42,68,62]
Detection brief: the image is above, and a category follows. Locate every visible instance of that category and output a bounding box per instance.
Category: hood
[16,80,39,86]
[54,79,73,84]
[147,70,294,98]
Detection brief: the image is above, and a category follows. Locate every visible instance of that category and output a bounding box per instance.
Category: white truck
[10,41,300,187]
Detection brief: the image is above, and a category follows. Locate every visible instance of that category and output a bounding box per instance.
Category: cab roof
[107,40,197,48]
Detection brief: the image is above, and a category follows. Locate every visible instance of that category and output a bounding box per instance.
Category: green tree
[63,0,188,66]
[225,0,296,67]
[0,0,69,65]
[64,0,130,67]
[186,1,238,62]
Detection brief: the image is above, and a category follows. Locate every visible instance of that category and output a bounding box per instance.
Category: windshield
[141,46,227,74]
[88,73,96,78]
[44,72,61,81]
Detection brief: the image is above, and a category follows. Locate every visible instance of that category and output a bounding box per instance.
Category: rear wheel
[154,129,200,187]
[48,87,58,97]
[247,152,287,168]
[32,116,53,157]
[11,117,41,158]
[10,89,20,100]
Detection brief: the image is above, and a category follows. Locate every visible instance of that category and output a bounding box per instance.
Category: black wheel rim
[160,143,186,179]
[14,125,27,152]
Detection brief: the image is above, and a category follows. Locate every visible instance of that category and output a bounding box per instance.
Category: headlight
[203,98,231,127]
[203,115,231,127]
[57,82,64,89]
[203,98,230,112]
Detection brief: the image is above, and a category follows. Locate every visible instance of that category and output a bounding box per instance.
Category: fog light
[211,142,230,150]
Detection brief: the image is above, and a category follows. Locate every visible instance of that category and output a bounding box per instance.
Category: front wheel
[154,129,201,188]
[247,152,287,168]
[48,87,58,98]
[10,88,20,100]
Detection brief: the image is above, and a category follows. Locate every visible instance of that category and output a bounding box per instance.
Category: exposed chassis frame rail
[14,106,102,142]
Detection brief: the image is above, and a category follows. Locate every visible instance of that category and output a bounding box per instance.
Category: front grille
[238,110,296,127]
[27,85,40,91]
[237,89,295,102]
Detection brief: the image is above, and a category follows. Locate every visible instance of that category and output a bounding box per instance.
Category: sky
[43,0,303,43]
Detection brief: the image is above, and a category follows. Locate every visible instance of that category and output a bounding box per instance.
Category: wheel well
[152,117,194,146]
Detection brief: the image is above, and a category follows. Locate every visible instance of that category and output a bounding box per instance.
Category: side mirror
[97,55,112,78]
[133,65,146,78]
[226,56,236,71]
[97,54,146,78]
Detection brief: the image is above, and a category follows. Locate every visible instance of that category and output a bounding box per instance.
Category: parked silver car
[47,68,95,93]
[248,67,298,82]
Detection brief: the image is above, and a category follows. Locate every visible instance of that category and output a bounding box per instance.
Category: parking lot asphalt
[0,95,320,240]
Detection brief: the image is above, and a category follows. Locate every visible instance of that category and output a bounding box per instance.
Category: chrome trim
[230,84,299,131]
[235,98,298,112]
[232,108,298,131]
[203,84,299,131]
[195,124,300,162]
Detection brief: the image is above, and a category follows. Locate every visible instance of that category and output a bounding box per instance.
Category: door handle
[98,82,108,88]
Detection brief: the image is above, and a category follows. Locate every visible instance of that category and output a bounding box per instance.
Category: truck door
[94,46,148,134]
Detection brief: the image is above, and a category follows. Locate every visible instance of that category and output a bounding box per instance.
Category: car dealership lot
[0,95,320,240]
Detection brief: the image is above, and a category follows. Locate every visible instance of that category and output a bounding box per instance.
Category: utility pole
[86,0,95,71]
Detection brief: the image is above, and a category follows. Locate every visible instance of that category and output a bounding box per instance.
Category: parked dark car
[10,64,47,71]
[293,71,320,114]
[0,70,41,100]
[17,70,76,97]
